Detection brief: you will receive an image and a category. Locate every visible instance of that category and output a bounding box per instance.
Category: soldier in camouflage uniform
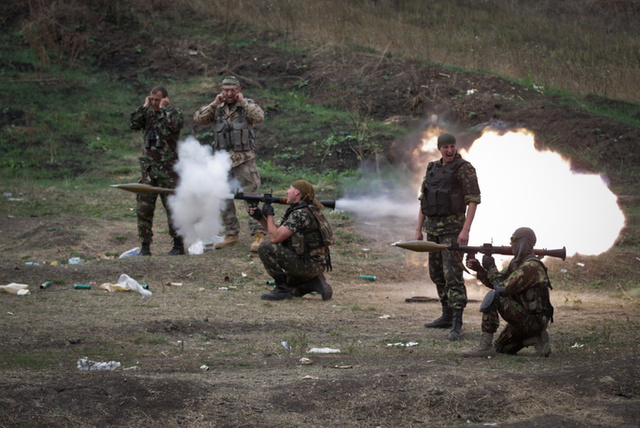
[461,227,553,357]
[415,132,481,340]
[129,86,185,256]
[193,75,266,252]
[249,180,334,301]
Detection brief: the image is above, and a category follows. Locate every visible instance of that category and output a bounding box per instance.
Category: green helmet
[511,227,537,246]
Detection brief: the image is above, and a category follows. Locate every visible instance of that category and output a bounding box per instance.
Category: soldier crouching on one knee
[461,227,554,358]
[248,180,334,301]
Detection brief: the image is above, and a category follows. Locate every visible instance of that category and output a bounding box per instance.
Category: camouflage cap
[292,180,315,203]
[511,227,537,246]
[221,75,241,86]
[437,132,456,149]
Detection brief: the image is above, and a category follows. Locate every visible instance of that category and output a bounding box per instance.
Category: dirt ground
[2,3,640,426]
[0,212,639,427]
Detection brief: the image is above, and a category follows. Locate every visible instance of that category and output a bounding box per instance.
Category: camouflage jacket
[484,256,553,316]
[193,99,264,167]
[281,203,332,257]
[418,154,481,236]
[129,105,184,171]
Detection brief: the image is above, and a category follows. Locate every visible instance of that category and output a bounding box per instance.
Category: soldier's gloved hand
[482,254,496,270]
[494,284,506,296]
[248,203,263,220]
[261,203,274,217]
[466,258,483,272]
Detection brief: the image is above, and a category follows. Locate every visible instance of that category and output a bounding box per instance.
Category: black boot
[295,274,332,301]
[166,237,185,255]
[261,275,292,301]
[448,308,464,341]
[139,243,151,256]
[424,302,453,328]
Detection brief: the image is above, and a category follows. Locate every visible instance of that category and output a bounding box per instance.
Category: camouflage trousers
[258,241,326,289]
[481,296,549,354]
[221,158,266,236]
[137,165,178,244]
[427,232,467,309]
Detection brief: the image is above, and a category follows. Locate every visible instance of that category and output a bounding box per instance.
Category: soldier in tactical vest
[129,86,185,256]
[415,132,481,340]
[193,75,266,252]
[249,180,334,301]
[461,227,554,357]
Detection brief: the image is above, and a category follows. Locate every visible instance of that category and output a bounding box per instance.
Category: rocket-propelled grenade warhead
[110,183,176,194]
[392,240,566,261]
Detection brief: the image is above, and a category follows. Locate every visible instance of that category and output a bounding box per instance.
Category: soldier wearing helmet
[461,227,554,357]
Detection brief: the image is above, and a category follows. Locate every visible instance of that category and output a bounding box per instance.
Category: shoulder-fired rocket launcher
[110,183,336,209]
[392,240,566,261]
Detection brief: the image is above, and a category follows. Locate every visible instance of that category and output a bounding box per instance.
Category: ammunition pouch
[212,109,255,152]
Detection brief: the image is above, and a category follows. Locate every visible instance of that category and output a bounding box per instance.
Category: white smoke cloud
[336,195,418,219]
[168,136,231,247]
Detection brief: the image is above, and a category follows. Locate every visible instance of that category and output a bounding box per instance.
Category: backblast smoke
[168,136,231,247]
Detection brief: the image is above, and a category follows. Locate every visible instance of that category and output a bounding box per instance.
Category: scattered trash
[299,357,312,365]
[25,261,40,266]
[301,375,319,380]
[387,342,419,348]
[99,274,152,297]
[405,296,439,303]
[17,289,30,296]
[241,273,247,278]
[218,286,229,290]
[360,275,377,281]
[74,284,91,290]
[266,280,276,285]
[40,281,51,289]
[330,365,353,369]
[188,240,204,255]
[165,282,182,287]
[50,261,59,266]
[282,341,292,351]
[571,343,584,348]
[560,269,568,273]
[576,263,585,267]
[77,358,121,371]
[379,314,392,319]
[68,257,85,265]
[307,347,340,354]
[118,247,140,258]
[1,283,29,294]
[200,365,210,371]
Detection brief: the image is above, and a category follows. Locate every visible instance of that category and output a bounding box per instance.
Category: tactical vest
[421,156,467,216]
[283,203,334,258]
[523,256,554,323]
[212,106,255,152]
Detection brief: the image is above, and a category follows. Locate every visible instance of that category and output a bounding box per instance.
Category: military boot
[523,330,551,357]
[166,237,185,255]
[448,308,464,341]
[250,232,265,252]
[296,274,332,301]
[460,332,496,357]
[139,243,151,256]
[261,275,292,301]
[215,235,239,249]
[424,302,453,328]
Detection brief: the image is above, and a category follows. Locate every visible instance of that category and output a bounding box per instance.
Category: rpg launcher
[110,184,336,209]
[233,191,336,210]
[392,240,566,261]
